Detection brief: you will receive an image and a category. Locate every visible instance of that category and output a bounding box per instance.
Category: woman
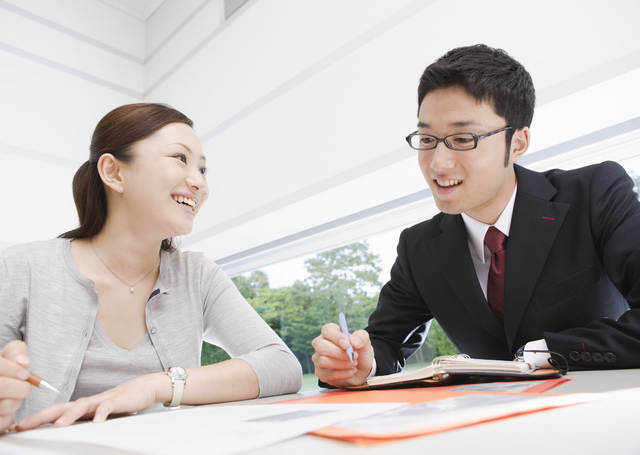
[0,103,302,432]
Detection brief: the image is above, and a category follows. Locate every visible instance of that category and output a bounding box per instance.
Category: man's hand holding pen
[311,316,375,389]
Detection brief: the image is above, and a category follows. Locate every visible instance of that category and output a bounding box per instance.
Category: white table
[2,369,639,454]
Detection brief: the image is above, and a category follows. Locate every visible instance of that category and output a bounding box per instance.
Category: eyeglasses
[405,126,513,151]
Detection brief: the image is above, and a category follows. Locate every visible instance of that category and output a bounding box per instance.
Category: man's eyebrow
[416,120,480,129]
[452,121,481,128]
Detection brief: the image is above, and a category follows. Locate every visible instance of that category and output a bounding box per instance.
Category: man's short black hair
[418,44,535,130]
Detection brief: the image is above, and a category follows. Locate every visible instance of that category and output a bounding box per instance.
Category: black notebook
[346,354,564,390]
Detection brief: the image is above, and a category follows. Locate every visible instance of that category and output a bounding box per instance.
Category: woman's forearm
[158,359,260,406]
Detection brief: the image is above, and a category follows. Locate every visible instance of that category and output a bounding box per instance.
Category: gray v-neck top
[69,320,164,411]
[0,239,302,421]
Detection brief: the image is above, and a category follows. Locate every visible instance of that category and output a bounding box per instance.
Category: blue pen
[338,312,355,362]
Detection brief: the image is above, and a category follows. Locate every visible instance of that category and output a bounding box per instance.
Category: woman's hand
[13,358,264,431]
[14,373,167,431]
[0,340,32,433]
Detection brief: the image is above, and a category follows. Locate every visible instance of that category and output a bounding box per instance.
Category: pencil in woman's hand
[27,372,59,393]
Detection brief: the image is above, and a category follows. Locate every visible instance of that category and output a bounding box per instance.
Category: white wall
[1,0,640,275]
[0,0,145,244]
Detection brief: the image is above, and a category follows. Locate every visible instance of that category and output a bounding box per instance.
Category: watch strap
[167,376,185,407]
[164,368,187,408]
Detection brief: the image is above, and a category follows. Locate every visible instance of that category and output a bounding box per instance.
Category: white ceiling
[1,0,640,276]
[99,0,165,20]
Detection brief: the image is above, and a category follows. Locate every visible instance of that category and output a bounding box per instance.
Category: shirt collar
[461,184,517,263]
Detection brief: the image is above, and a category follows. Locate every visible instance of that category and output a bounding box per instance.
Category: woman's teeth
[172,195,196,209]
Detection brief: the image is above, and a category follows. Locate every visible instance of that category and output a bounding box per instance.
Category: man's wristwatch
[164,366,188,408]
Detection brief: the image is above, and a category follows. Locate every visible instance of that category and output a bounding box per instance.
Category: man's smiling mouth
[436,179,462,187]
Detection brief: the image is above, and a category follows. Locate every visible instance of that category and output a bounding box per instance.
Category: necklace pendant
[91,238,160,296]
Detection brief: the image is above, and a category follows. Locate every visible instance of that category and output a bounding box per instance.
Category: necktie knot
[484,226,507,254]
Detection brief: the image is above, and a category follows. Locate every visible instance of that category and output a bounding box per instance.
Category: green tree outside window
[201,241,457,374]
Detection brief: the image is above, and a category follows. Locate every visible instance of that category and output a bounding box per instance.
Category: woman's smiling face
[120,122,209,238]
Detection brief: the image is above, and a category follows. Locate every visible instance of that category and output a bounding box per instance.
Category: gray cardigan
[0,239,302,421]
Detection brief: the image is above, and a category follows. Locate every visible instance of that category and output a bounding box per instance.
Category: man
[312,44,640,388]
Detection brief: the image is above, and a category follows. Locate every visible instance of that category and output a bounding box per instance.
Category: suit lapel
[504,166,570,350]
[430,215,506,340]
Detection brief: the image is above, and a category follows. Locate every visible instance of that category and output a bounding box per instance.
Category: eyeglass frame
[405,126,514,151]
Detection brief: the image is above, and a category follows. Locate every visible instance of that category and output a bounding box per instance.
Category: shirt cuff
[523,339,552,368]
[367,358,377,379]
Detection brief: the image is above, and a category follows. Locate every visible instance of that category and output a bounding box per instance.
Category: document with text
[3,402,404,454]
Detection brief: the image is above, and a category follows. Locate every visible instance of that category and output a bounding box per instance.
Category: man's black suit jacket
[367,161,640,374]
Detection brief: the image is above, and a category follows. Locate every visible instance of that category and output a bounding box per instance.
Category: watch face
[169,367,187,379]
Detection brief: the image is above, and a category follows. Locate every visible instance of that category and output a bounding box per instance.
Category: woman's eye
[199,167,208,176]
[174,154,187,163]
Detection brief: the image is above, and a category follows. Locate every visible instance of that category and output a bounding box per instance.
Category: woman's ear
[97,154,124,194]
[509,126,530,164]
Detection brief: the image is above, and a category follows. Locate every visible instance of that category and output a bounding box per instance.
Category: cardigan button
[150,327,157,334]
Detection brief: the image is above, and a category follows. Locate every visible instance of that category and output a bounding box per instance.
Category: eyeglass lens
[409,133,477,151]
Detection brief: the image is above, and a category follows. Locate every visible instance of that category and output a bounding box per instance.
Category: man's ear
[509,126,530,165]
[97,154,124,194]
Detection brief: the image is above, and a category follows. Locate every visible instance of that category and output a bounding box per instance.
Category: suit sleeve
[365,228,434,375]
[545,161,640,368]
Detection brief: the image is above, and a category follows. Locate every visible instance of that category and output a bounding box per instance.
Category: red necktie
[484,226,507,320]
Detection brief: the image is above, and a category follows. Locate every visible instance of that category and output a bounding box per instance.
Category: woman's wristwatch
[164,366,188,408]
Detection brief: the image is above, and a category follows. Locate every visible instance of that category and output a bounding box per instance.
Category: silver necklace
[90,238,160,293]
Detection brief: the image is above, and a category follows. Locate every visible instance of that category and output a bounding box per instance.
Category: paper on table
[0,441,56,455]
[277,378,569,408]
[311,392,602,445]
[5,403,404,455]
